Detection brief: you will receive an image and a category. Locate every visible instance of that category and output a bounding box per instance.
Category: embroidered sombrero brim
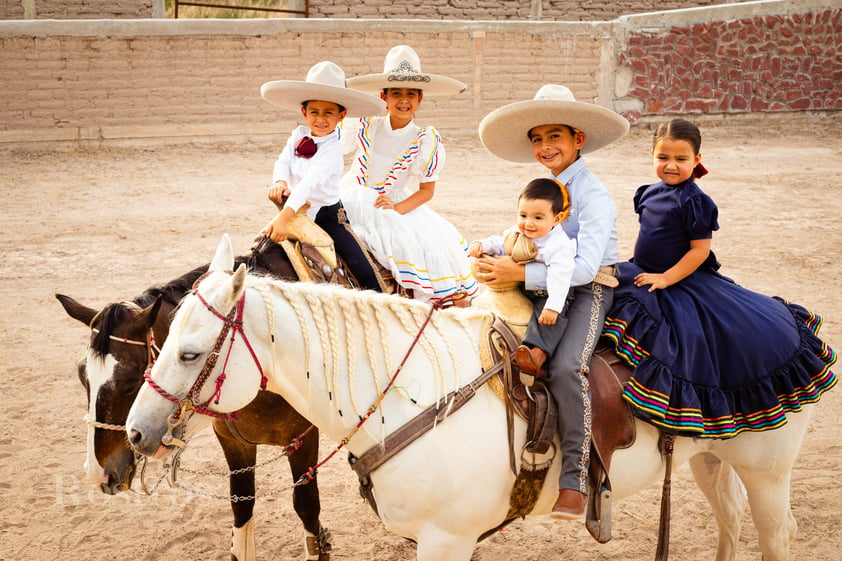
[479,98,630,162]
[260,81,386,118]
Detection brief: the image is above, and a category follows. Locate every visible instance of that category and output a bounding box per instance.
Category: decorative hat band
[388,74,431,84]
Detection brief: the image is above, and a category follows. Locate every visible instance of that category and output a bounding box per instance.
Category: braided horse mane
[243,274,495,425]
[91,241,294,360]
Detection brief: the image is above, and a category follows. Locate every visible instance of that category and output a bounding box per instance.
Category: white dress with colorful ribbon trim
[339,116,478,302]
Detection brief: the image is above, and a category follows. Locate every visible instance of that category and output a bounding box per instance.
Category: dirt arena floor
[2,112,840,560]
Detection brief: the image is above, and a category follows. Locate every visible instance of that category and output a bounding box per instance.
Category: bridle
[85,301,161,433]
[84,294,306,496]
[143,282,268,447]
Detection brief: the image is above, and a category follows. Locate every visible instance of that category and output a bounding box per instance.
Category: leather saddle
[263,199,408,297]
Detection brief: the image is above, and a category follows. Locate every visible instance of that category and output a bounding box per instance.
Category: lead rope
[292,294,460,487]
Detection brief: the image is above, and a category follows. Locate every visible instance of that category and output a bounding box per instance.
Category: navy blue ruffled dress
[603,179,837,438]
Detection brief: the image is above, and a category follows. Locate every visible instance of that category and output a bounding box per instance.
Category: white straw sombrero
[346,45,467,97]
[261,61,386,118]
[479,84,630,162]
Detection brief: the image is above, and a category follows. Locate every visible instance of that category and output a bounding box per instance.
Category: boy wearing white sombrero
[477,85,629,519]
[259,61,387,291]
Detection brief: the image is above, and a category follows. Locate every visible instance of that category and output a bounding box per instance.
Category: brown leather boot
[550,489,587,520]
[514,345,548,378]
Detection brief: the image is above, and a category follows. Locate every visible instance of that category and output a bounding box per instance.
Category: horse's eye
[180,352,200,362]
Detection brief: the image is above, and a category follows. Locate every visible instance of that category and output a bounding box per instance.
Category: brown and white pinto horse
[57,238,331,561]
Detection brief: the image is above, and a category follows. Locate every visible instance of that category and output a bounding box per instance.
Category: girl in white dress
[340,45,478,305]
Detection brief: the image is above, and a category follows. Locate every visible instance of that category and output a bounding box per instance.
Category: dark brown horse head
[56,239,298,495]
[57,293,169,494]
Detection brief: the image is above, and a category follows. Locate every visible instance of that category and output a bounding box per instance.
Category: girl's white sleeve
[338,118,364,155]
[412,126,446,182]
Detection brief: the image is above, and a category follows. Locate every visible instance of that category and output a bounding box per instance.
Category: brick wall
[0,0,154,19]
[0,0,838,146]
[0,20,611,144]
[311,0,753,21]
[0,0,754,21]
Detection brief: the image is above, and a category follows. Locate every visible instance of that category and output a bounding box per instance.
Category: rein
[134,424,317,499]
[292,294,460,487]
[83,414,126,431]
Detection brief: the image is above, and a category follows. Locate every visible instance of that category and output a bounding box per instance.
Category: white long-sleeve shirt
[272,125,343,219]
[478,225,577,313]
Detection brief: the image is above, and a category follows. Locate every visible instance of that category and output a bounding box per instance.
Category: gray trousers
[523,282,613,493]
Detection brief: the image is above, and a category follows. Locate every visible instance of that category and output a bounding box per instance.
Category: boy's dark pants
[315,202,384,292]
[522,282,613,494]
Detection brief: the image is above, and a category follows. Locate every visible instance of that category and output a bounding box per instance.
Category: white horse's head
[126,234,266,459]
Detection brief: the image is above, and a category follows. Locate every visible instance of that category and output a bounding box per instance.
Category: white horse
[127,234,813,561]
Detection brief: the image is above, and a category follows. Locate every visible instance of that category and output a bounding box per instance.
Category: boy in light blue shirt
[477,84,628,519]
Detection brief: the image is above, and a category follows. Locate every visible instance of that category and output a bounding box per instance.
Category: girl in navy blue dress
[603,118,836,438]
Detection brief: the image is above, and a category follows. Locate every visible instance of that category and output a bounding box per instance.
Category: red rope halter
[144,287,268,422]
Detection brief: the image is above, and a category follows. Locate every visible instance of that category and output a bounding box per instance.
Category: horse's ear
[217,264,248,312]
[56,294,98,326]
[210,233,235,272]
[135,295,164,329]
[230,263,247,301]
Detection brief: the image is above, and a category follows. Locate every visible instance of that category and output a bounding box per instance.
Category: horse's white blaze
[127,234,812,561]
[83,349,118,484]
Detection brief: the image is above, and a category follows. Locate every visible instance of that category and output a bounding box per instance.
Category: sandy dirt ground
[1,112,840,561]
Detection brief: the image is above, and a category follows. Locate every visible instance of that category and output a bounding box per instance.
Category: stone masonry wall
[615,5,841,121]
[0,0,838,146]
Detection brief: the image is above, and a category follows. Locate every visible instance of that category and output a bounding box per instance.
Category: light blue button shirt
[525,157,618,289]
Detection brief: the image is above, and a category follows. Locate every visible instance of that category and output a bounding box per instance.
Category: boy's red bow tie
[295,136,317,158]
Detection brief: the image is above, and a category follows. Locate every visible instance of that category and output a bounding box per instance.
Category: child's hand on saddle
[259,213,290,243]
[374,193,394,210]
[634,272,669,292]
[473,255,525,286]
[538,308,559,325]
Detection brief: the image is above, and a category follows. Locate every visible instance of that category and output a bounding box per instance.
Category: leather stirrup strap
[489,320,518,476]
[654,432,675,561]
